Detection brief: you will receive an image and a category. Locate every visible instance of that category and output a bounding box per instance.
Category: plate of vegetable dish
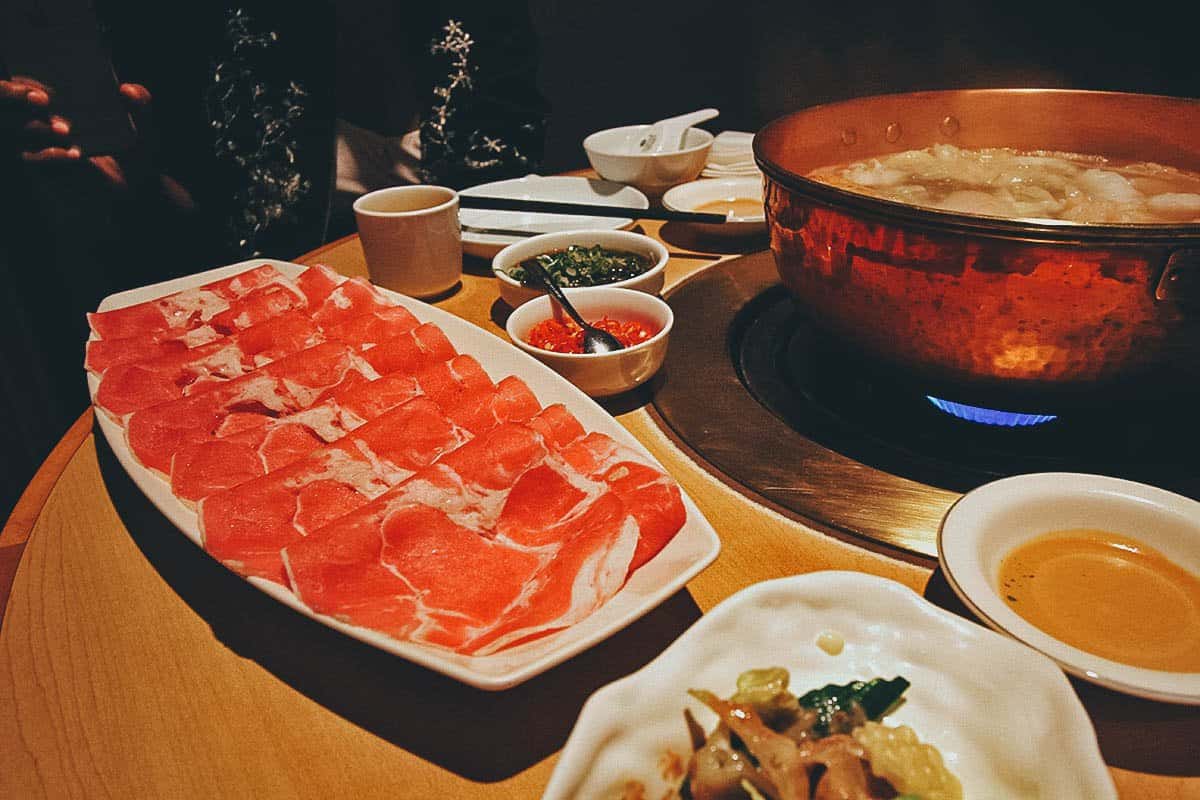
[543,571,1116,799]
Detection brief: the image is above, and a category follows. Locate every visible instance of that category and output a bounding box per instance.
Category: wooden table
[2,221,1197,799]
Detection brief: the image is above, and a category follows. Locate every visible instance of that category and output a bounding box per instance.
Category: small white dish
[662,176,766,237]
[458,175,648,259]
[583,124,713,196]
[544,571,1115,800]
[492,228,668,309]
[938,472,1200,705]
[505,287,673,398]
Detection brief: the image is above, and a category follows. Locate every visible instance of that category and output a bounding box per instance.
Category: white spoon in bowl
[638,108,720,153]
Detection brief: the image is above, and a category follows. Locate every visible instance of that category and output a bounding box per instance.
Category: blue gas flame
[926,396,1058,427]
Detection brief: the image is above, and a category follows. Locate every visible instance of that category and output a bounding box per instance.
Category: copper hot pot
[754,89,1200,407]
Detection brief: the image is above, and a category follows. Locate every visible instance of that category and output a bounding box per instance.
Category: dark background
[530,0,1197,173]
[1,0,1197,524]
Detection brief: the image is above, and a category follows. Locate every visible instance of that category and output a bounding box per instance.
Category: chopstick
[458,194,728,224]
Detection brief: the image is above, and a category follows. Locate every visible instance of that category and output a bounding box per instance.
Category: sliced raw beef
[360,322,457,376]
[283,417,639,654]
[86,263,288,340]
[319,304,420,349]
[168,331,467,503]
[281,416,580,647]
[86,264,363,381]
[94,311,323,421]
[560,433,687,573]
[199,395,471,582]
[85,324,226,375]
[310,276,396,328]
[462,492,638,655]
[125,342,376,475]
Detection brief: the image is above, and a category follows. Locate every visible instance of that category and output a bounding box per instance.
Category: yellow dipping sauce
[695,197,762,218]
[998,529,1200,672]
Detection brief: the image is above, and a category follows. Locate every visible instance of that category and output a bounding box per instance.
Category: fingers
[0,77,51,107]
[22,146,82,163]
[119,83,152,106]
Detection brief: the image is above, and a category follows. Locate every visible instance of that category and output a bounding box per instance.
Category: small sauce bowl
[938,471,1200,704]
[492,229,668,309]
[505,287,673,398]
[662,176,766,238]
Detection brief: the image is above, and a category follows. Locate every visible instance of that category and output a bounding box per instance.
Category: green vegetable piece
[796,676,910,737]
[729,667,800,726]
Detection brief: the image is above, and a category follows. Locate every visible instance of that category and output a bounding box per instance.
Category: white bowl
[458,175,649,259]
[662,176,766,237]
[505,287,673,398]
[583,125,714,196]
[938,472,1200,704]
[492,229,668,309]
[544,571,1116,800]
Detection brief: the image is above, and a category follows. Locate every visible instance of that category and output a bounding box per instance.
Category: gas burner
[650,251,1200,558]
[923,397,1057,427]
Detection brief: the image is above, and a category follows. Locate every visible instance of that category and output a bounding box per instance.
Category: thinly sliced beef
[199,395,471,582]
[94,311,323,420]
[86,263,286,340]
[126,342,375,475]
[91,263,693,659]
[282,413,637,654]
[561,433,687,572]
[168,331,475,503]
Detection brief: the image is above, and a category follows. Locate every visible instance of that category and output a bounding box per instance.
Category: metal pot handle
[1156,248,1200,308]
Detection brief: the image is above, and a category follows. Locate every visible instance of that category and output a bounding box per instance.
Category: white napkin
[704,131,759,177]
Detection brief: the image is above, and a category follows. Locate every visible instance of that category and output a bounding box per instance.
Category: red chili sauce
[527,316,655,354]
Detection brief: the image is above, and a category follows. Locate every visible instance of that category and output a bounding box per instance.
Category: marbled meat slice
[86,263,287,340]
[199,395,471,583]
[125,342,376,475]
[168,326,465,503]
[463,491,638,655]
[560,432,687,573]
[84,324,226,375]
[282,415,574,649]
[85,264,361,381]
[283,415,640,654]
[360,322,457,376]
[319,304,420,349]
[309,276,396,328]
[94,311,323,421]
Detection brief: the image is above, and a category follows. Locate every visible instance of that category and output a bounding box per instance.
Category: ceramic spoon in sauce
[526,259,624,354]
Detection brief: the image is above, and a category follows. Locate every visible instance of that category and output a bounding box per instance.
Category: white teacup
[353,185,462,298]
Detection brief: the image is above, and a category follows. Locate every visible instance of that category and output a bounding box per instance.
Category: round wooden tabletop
[2,221,1197,799]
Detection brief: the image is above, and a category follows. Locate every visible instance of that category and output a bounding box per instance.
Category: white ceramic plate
[86,258,720,691]
[662,176,765,237]
[459,175,649,259]
[938,472,1200,705]
[544,571,1115,800]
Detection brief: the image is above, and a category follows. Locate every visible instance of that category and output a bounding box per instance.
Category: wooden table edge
[0,408,94,621]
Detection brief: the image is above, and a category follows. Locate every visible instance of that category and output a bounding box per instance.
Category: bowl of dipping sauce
[662,176,766,237]
[938,472,1200,704]
[583,124,714,196]
[492,229,668,308]
[505,286,673,398]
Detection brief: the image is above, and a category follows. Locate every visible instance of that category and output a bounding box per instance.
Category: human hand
[0,76,81,162]
[1,78,152,164]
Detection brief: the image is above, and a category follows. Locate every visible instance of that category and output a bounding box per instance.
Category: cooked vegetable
[678,670,956,800]
[507,244,651,288]
[853,721,963,800]
[797,676,910,736]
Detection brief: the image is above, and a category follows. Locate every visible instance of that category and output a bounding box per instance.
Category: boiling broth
[807,144,1200,225]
